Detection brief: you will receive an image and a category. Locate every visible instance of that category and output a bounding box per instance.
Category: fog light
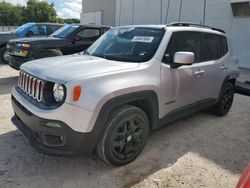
[41,134,66,146]
[45,122,62,128]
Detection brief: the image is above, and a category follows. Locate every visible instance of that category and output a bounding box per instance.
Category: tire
[211,82,235,116]
[97,105,149,166]
[0,46,8,64]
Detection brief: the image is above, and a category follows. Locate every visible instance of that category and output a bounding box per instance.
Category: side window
[202,34,221,61]
[49,25,62,34]
[28,25,40,35]
[164,31,201,64]
[76,29,100,40]
[40,25,47,35]
[220,36,228,57]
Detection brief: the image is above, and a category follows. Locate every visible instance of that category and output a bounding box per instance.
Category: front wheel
[97,105,149,166]
[211,82,235,116]
[0,47,8,64]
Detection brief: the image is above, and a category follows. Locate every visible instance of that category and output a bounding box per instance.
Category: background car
[0,23,63,64]
[6,24,111,70]
[236,163,250,188]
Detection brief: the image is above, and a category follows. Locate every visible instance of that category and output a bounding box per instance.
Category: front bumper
[6,53,33,70]
[11,95,97,156]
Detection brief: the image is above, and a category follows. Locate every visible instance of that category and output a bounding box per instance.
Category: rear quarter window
[201,33,228,62]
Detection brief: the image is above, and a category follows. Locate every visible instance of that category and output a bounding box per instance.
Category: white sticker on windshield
[132,36,154,43]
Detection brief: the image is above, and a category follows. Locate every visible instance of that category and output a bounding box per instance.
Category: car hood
[21,55,140,83]
[12,36,64,43]
[0,32,17,44]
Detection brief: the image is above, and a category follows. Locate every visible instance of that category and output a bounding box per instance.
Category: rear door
[197,33,229,102]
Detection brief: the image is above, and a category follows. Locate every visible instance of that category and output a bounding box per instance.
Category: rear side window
[49,25,62,34]
[220,36,228,57]
[40,25,47,35]
[164,31,201,63]
[76,29,100,39]
[201,34,228,61]
[202,34,220,61]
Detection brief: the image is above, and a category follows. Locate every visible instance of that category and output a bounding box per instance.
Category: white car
[11,23,239,166]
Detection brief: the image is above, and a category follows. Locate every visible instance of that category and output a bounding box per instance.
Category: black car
[0,23,63,64]
[7,24,110,70]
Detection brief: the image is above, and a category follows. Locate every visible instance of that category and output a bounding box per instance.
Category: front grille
[7,43,15,54]
[18,71,44,102]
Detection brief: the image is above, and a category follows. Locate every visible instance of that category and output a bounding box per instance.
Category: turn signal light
[73,86,81,101]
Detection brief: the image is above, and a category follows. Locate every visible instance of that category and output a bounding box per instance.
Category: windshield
[86,27,165,62]
[51,25,79,38]
[15,23,33,35]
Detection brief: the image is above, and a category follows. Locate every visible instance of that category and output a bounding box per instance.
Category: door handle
[220,65,228,71]
[194,70,205,77]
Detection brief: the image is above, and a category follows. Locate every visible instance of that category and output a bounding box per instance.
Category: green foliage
[24,0,57,23]
[61,18,80,24]
[0,0,79,26]
[0,2,25,26]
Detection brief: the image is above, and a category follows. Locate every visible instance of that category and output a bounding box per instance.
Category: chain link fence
[0,26,18,32]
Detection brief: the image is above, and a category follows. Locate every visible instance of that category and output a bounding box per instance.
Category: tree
[24,0,57,23]
[61,18,80,24]
[0,0,59,26]
[0,2,25,26]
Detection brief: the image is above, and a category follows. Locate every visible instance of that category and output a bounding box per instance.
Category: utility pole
[119,0,123,26]
[132,0,135,24]
[160,0,163,24]
[203,0,207,25]
[165,0,171,24]
[178,0,183,22]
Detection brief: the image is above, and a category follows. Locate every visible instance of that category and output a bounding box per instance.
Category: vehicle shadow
[0,96,249,188]
[0,76,18,95]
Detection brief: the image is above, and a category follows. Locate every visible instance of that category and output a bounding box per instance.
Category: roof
[70,24,111,29]
[27,22,64,26]
[115,22,226,36]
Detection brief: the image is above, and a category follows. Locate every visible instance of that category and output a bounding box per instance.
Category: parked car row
[0,23,63,64]
[1,23,110,69]
[9,22,239,166]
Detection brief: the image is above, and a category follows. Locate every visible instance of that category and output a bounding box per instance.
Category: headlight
[13,50,29,57]
[16,43,31,48]
[53,83,65,103]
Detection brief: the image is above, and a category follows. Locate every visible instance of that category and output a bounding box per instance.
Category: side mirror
[73,35,81,42]
[173,51,194,66]
[169,52,194,68]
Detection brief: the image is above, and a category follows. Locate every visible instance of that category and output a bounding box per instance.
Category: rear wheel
[211,82,235,116]
[97,105,149,166]
[0,47,8,64]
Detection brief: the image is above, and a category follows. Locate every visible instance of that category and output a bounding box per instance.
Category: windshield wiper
[83,50,90,56]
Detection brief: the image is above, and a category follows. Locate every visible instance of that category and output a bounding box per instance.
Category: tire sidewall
[217,82,235,115]
[0,47,8,64]
[100,106,149,166]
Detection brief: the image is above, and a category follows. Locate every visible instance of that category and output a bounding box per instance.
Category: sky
[0,0,82,19]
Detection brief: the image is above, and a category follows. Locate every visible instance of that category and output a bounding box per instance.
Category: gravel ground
[0,64,249,188]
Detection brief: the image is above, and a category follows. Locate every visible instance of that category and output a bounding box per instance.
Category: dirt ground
[0,64,249,188]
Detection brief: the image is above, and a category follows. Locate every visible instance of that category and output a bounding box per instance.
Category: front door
[161,31,205,116]
[68,28,101,54]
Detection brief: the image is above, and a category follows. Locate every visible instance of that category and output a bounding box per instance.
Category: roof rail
[166,22,226,34]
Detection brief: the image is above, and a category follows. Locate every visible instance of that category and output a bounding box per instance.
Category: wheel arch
[216,75,237,103]
[33,48,63,58]
[87,90,159,153]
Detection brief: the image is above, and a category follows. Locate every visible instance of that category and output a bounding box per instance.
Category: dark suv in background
[0,23,63,63]
[6,24,110,70]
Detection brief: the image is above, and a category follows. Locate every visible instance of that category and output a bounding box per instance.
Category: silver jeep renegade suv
[11,23,239,166]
